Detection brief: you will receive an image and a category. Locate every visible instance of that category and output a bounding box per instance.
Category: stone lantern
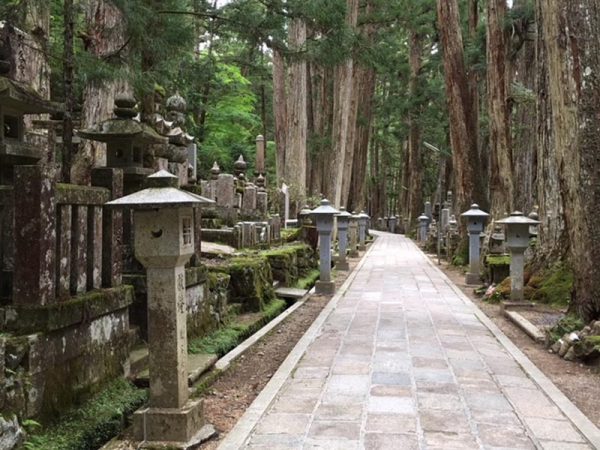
[106,170,214,446]
[389,215,398,234]
[497,211,540,301]
[0,65,62,183]
[418,213,429,242]
[335,207,352,271]
[357,211,369,251]
[78,95,167,192]
[489,225,506,255]
[528,209,540,238]
[311,199,339,294]
[348,213,359,257]
[210,161,221,180]
[461,203,490,285]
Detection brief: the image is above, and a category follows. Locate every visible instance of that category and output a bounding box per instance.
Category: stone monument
[461,203,490,285]
[107,170,215,447]
[312,199,338,294]
[335,207,352,271]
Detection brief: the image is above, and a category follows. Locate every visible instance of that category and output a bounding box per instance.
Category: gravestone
[216,173,235,208]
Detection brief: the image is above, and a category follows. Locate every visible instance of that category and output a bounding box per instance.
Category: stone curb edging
[217,241,377,450]
[421,245,600,449]
[215,288,316,372]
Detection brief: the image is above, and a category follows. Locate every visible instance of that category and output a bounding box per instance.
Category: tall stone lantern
[418,213,429,242]
[312,199,339,294]
[357,211,369,251]
[497,211,540,301]
[389,215,398,234]
[107,170,214,446]
[335,207,352,271]
[461,203,490,285]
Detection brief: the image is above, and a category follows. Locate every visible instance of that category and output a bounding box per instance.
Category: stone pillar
[335,208,351,271]
[216,173,235,208]
[92,168,123,287]
[425,201,432,227]
[242,184,257,214]
[418,214,429,243]
[389,216,397,234]
[466,230,481,284]
[348,215,359,257]
[280,183,289,228]
[509,251,525,301]
[256,191,268,216]
[358,213,368,251]
[441,208,450,232]
[255,135,265,175]
[13,165,56,305]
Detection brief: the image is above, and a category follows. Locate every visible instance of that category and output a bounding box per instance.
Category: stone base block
[315,280,335,295]
[358,244,366,251]
[349,250,359,258]
[133,398,205,444]
[465,272,481,285]
[336,260,349,271]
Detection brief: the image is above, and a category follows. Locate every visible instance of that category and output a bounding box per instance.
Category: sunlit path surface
[220,232,597,450]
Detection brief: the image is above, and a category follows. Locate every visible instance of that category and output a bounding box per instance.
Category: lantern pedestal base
[315,280,335,295]
[336,259,349,271]
[133,398,212,445]
[358,244,366,251]
[349,249,359,258]
[465,272,481,285]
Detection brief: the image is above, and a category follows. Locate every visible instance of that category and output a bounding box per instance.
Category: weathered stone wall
[263,244,317,286]
[0,286,133,421]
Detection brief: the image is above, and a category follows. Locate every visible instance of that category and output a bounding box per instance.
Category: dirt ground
[198,257,359,449]
[436,257,600,428]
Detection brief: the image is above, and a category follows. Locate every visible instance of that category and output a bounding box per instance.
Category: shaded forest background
[2,0,600,321]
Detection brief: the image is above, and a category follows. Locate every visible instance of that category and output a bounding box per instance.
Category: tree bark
[406,31,424,226]
[272,48,287,184]
[283,18,308,213]
[73,0,130,185]
[63,0,75,183]
[542,0,600,321]
[487,0,514,216]
[437,0,486,217]
[325,0,359,208]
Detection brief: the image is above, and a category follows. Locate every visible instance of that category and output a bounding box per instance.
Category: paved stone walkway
[220,233,599,449]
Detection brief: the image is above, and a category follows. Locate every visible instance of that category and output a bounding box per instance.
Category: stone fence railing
[6,166,124,306]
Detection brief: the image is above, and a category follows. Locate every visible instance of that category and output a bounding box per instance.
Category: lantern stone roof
[336,206,352,219]
[311,199,339,216]
[497,211,540,225]
[460,203,490,218]
[78,117,167,144]
[106,170,214,209]
[0,77,62,114]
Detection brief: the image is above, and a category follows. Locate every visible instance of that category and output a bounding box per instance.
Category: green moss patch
[24,379,146,450]
[295,269,320,290]
[281,228,301,242]
[486,254,511,266]
[188,298,286,356]
[527,263,574,307]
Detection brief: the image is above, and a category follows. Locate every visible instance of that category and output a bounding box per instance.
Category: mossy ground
[188,298,287,356]
[23,379,146,450]
[528,263,574,307]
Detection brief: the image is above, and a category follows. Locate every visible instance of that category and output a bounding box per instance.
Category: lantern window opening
[3,114,19,139]
[182,216,193,246]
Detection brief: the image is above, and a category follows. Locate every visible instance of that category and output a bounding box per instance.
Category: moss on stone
[295,269,321,290]
[548,314,584,343]
[188,298,286,356]
[486,254,511,266]
[528,263,574,306]
[5,286,134,333]
[23,379,147,450]
[214,256,275,312]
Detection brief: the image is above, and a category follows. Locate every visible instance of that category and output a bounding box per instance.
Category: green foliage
[549,315,584,344]
[24,379,146,450]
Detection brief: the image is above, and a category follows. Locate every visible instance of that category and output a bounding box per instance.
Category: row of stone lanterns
[460,204,540,302]
[310,199,370,295]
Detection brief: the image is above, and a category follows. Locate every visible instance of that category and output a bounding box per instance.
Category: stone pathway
[220,233,599,449]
